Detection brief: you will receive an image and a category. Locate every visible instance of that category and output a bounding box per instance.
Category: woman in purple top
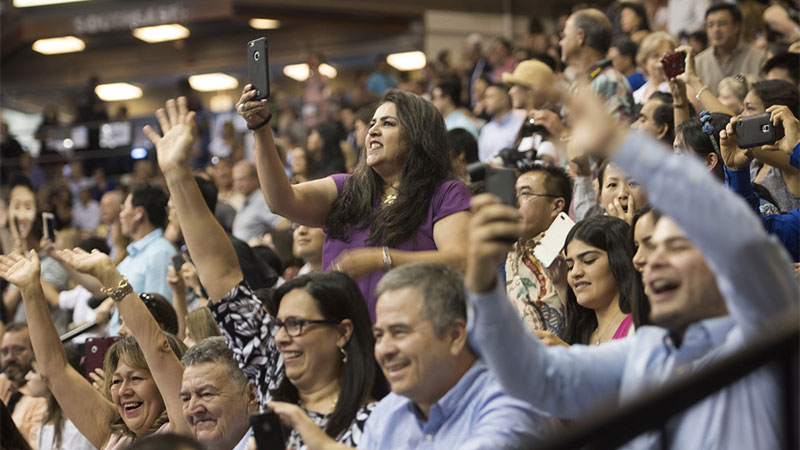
[236,88,471,320]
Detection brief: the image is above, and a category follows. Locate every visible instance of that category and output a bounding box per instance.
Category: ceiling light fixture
[188,73,238,92]
[132,24,190,43]
[386,51,427,71]
[249,18,281,30]
[32,36,85,55]
[283,63,337,82]
[14,0,89,7]
[283,63,310,82]
[318,63,337,79]
[95,83,143,101]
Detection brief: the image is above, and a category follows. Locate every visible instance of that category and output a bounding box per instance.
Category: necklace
[593,309,626,346]
[300,392,339,413]
[383,193,398,205]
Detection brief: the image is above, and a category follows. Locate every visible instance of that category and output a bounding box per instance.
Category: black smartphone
[736,113,784,149]
[84,337,119,378]
[250,410,285,449]
[247,37,271,101]
[485,167,519,245]
[171,254,184,273]
[660,52,686,79]
[486,167,517,206]
[42,212,56,241]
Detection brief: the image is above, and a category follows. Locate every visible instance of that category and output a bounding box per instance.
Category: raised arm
[236,85,338,228]
[464,194,630,417]
[143,97,241,302]
[145,97,282,406]
[0,251,116,449]
[57,248,190,436]
[568,86,797,335]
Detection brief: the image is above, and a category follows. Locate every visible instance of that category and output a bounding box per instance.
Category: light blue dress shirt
[357,360,555,449]
[110,228,177,334]
[478,110,525,162]
[467,131,797,449]
[443,110,481,140]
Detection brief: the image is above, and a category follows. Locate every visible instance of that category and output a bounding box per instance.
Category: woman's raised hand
[0,250,40,289]
[56,248,117,286]
[236,84,271,128]
[143,96,198,174]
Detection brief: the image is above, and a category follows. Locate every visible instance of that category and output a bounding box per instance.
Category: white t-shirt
[59,285,108,343]
[37,418,96,450]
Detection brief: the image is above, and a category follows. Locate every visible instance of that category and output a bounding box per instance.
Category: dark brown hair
[325,89,456,246]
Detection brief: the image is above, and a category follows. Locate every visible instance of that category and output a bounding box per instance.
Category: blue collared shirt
[468,131,797,449]
[443,110,481,140]
[110,228,176,334]
[358,360,555,449]
[478,110,525,162]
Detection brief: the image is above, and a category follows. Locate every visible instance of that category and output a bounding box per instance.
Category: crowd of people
[1,1,799,449]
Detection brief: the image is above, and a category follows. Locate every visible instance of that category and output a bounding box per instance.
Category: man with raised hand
[465,86,797,449]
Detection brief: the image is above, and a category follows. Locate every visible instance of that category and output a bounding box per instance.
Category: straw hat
[502,59,555,89]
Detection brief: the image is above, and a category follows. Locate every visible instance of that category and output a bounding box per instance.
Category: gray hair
[573,9,613,54]
[376,263,466,336]
[181,337,248,389]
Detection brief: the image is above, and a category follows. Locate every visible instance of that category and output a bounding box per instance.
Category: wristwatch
[102,276,133,302]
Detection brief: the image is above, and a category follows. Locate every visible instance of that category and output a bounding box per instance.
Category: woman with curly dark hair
[236,87,471,320]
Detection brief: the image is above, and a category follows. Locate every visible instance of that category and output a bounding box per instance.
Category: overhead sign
[73,4,189,34]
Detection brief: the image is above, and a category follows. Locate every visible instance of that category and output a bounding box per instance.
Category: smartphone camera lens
[254,51,260,61]
[761,124,770,133]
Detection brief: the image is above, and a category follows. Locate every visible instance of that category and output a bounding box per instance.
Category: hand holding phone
[533,213,576,267]
[661,52,686,79]
[735,113,785,149]
[171,254,184,273]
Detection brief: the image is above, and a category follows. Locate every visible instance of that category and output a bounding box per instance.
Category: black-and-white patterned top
[209,280,375,449]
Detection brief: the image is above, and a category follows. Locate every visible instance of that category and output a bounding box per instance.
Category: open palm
[57,248,115,280]
[143,96,198,174]
[0,251,41,288]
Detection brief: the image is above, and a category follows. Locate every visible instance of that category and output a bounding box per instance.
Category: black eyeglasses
[272,317,339,337]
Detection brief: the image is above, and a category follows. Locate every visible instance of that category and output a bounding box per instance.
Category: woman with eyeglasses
[143,96,386,449]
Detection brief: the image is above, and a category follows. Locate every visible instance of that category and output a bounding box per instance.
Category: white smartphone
[533,212,575,267]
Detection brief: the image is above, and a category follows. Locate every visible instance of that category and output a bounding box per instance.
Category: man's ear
[576,29,586,47]
[656,123,669,141]
[550,198,566,218]
[246,382,259,413]
[447,319,469,356]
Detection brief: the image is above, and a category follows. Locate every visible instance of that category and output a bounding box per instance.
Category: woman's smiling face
[109,361,165,436]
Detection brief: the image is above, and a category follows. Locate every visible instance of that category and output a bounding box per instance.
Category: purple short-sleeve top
[322,173,471,322]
